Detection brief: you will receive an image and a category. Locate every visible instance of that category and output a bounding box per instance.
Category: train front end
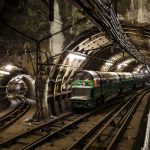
[70,71,95,108]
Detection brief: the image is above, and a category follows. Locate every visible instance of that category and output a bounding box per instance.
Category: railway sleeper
[52,129,73,139]
[118,111,125,117]
[0,140,16,148]
[54,132,66,138]
[0,122,4,126]
[110,120,117,127]
[16,110,24,113]
[16,139,29,145]
[51,124,64,128]
[33,131,47,136]
[62,118,74,121]
[22,106,28,110]
[8,114,17,118]
[63,129,73,135]
[48,126,60,131]
[69,124,79,129]
[81,118,89,122]
[41,127,52,132]
[94,135,114,145]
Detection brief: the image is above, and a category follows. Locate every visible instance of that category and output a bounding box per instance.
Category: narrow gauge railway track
[0,96,31,130]
[67,89,150,150]
[0,89,143,150]
[22,89,148,150]
[0,91,132,150]
[26,94,139,150]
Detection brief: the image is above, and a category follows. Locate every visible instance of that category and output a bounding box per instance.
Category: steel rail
[82,90,149,150]
[107,90,149,150]
[0,97,31,130]
[0,89,145,149]
[20,94,137,150]
[0,98,21,119]
[67,94,137,150]
[67,94,136,150]
[0,111,73,147]
[21,111,101,150]
[11,95,127,150]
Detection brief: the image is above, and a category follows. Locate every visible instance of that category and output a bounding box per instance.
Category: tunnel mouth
[0,65,35,100]
[6,74,35,99]
[7,75,27,97]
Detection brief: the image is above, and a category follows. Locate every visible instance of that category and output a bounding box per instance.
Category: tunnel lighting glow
[105,62,113,66]
[117,63,127,69]
[133,71,137,74]
[123,63,127,66]
[0,70,10,75]
[145,70,148,73]
[67,53,86,61]
[117,64,122,69]
[5,65,13,71]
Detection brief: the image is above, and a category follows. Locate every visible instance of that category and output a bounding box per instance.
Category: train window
[115,78,120,83]
[108,79,112,84]
[102,79,107,85]
[72,88,91,98]
[95,79,101,86]
[74,72,83,80]
[121,75,126,81]
[108,79,115,84]
[73,72,93,80]
[83,73,92,80]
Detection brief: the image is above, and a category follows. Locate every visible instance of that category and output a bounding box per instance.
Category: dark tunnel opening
[7,74,35,99]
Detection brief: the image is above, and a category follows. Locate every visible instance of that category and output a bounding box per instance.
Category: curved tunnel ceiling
[54,26,150,91]
[0,65,35,98]
[68,0,149,65]
[0,1,149,82]
[63,26,150,72]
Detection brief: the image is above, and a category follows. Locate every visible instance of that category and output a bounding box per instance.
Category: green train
[70,70,145,108]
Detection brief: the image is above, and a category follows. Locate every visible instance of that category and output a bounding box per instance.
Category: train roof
[78,70,145,80]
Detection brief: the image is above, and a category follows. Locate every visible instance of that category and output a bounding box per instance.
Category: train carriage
[70,71,95,108]
[70,70,145,109]
[117,72,134,93]
[132,73,145,87]
[98,72,120,101]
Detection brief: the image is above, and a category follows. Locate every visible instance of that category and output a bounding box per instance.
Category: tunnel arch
[0,67,35,99]
[52,26,149,95]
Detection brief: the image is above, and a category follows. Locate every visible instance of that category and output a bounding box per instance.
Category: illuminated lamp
[67,53,86,61]
[117,64,122,69]
[5,64,14,71]
[123,63,127,66]
[0,70,10,75]
[105,62,113,66]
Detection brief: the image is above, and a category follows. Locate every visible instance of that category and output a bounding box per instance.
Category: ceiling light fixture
[0,70,10,75]
[105,62,113,66]
[5,64,14,71]
[67,53,86,61]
